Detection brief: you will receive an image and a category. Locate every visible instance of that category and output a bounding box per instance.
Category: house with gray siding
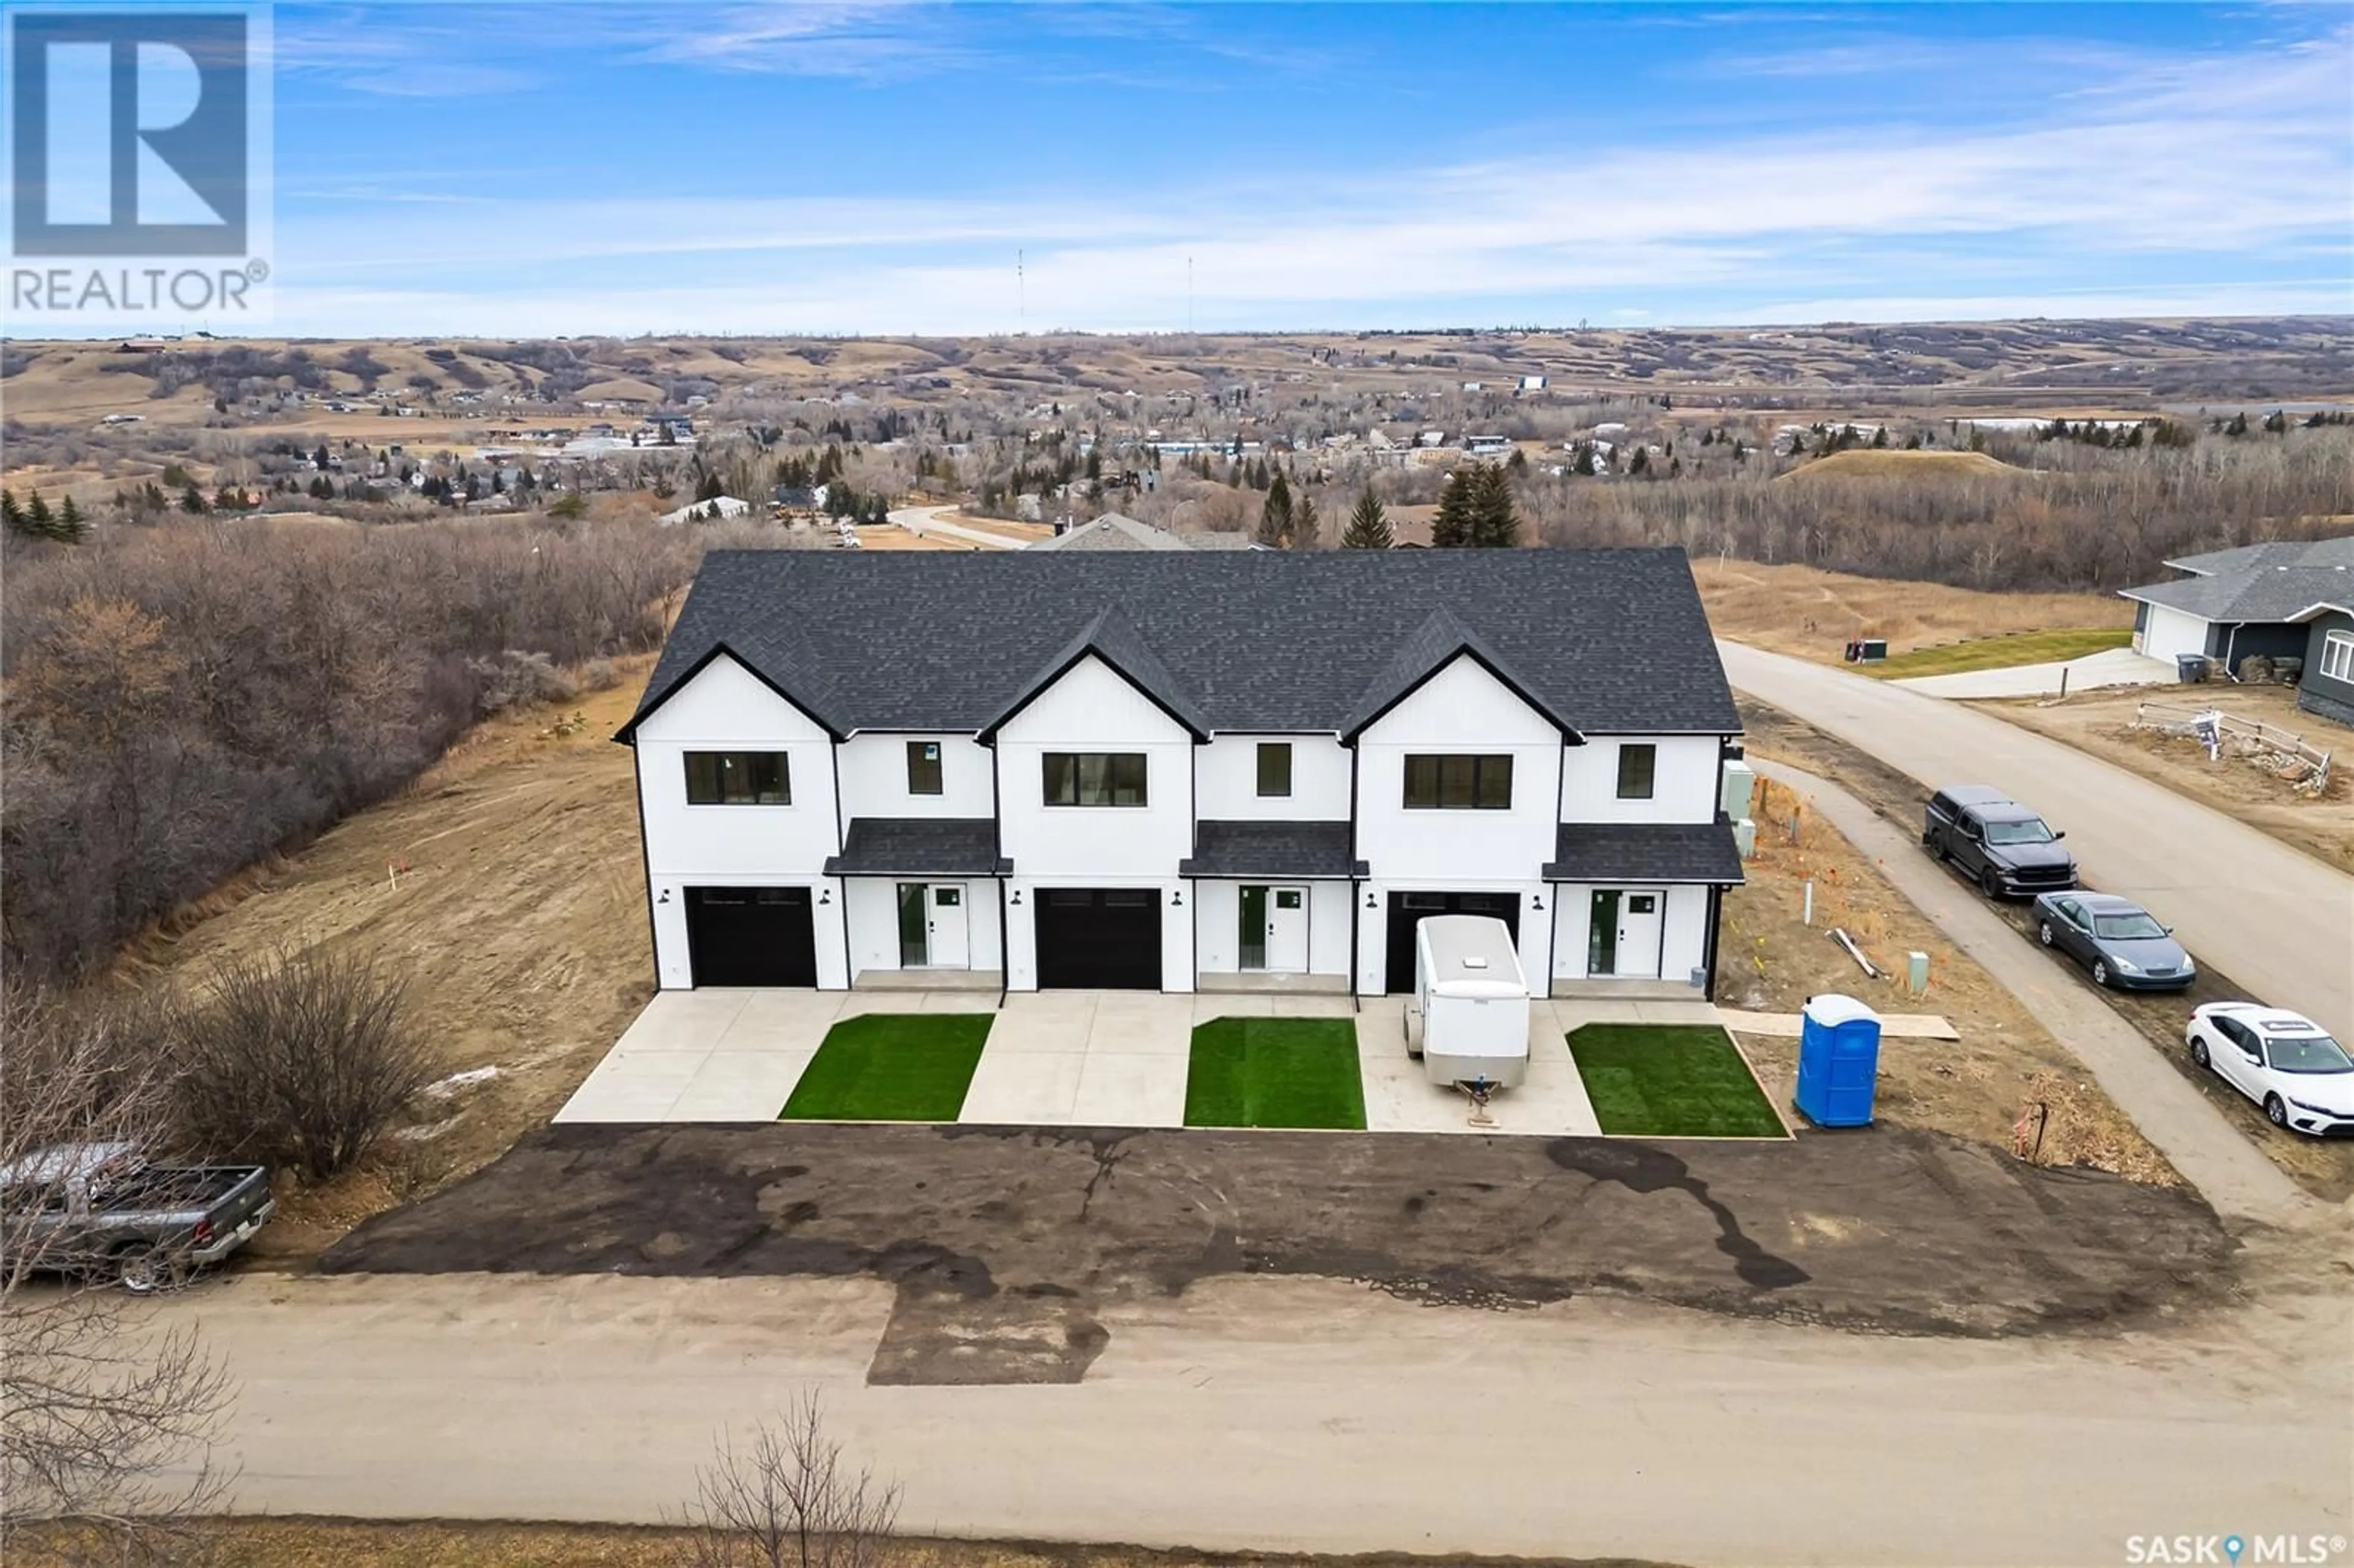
[2118,536,2354,724]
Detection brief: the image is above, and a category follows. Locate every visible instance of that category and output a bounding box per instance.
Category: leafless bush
[466,649,579,715]
[0,984,233,1558]
[683,1390,901,1568]
[169,946,432,1184]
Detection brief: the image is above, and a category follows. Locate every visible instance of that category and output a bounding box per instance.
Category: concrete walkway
[1752,756,2314,1228]
[888,503,1034,550]
[1720,639,2353,1044]
[1891,645,2176,699]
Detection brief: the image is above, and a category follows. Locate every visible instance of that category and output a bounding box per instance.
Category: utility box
[1732,818,1758,860]
[1859,638,1888,662]
[1720,759,1757,823]
[1795,993,1881,1128]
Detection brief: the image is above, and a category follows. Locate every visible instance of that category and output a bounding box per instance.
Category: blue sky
[254,1,2353,334]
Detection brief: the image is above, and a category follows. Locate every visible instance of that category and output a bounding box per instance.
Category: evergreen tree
[181,484,207,514]
[1469,465,1518,547]
[1,490,22,537]
[1629,447,1650,477]
[1871,425,1889,448]
[28,491,54,532]
[1290,494,1319,550]
[1341,487,1393,550]
[55,495,88,542]
[1257,471,1293,548]
[1431,468,1474,547]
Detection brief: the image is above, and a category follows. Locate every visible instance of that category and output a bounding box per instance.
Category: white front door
[926,883,969,969]
[1613,889,1665,979]
[1264,886,1308,973]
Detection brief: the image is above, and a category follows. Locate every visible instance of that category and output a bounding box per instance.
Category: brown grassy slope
[1693,559,2133,663]
[1777,449,2024,483]
[119,660,658,1256]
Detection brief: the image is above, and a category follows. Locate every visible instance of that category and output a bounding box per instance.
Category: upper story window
[685,751,790,805]
[2323,630,2354,683]
[1256,742,1292,797]
[1615,742,1657,801]
[1043,752,1148,807]
[1403,753,1512,810]
[907,740,943,796]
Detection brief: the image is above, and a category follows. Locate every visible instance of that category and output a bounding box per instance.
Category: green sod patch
[780,1013,992,1122]
[1567,1024,1788,1138]
[1184,1017,1366,1130]
[1862,626,2132,679]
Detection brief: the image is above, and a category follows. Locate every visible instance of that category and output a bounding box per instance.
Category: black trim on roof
[614,641,844,745]
[1179,820,1363,879]
[973,606,1209,742]
[823,818,1008,877]
[1542,818,1745,885]
[1339,610,1584,741]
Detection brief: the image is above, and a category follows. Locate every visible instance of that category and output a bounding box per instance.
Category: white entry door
[1264,886,1308,973]
[926,883,969,969]
[1613,889,1664,979]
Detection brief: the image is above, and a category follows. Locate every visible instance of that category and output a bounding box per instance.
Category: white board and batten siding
[1352,655,1561,988]
[1194,733,1351,820]
[1194,880,1352,978]
[1550,883,1711,983]
[1561,734,1720,824]
[843,876,1004,980]
[832,733,995,824]
[993,654,1197,991]
[633,653,849,990]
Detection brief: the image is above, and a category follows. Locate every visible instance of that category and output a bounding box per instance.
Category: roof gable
[977,606,1208,741]
[621,549,1740,740]
[1340,607,1580,741]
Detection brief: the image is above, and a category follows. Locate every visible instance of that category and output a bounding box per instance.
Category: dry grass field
[1691,559,2134,663]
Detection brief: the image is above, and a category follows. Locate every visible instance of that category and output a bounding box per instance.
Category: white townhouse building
[615,550,1748,1000]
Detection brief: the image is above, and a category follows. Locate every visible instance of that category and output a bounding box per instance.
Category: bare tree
[0,985,233,1560]
[684,1390,901,1568]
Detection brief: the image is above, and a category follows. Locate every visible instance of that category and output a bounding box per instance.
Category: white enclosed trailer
[1404,915,1531,1090]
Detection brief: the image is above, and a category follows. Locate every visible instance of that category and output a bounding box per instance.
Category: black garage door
[1385,890,1520,994]
[1035,888,1162,989]
[686,886,817,986]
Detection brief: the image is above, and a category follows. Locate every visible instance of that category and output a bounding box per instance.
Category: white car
[2185,1002,2354,1137]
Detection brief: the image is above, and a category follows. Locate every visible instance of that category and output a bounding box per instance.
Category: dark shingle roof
[2125,536,2354,623]
[622,550,1740,739]
[1543,820,1745,885]
[823,818,1005,877]
[1180,821,1363,878]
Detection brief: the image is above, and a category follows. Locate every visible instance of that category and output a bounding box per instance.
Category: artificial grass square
[1184,1017,1366,1130]
[780,1013,992,1122]
[1567,1024,1788,1138]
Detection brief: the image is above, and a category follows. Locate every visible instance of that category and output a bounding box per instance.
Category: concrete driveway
[1720,639,2354,1043]
[556,989,1672,1136]
[1891,645,2175,698]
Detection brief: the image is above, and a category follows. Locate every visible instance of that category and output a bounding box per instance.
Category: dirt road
[175,1258,2348,1567]
[1718,641,2354,1043]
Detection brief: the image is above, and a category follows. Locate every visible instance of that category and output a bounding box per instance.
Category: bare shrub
[466,649,579,715]
[169,947,432,1183]
[683,1391,900,1568]
[0,984,232,1557]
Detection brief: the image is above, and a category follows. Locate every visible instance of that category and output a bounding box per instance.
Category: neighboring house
[1029,512,1262,552]
[657,495,753,526]
[615,551,1747,999]
[2118,536,2354,721]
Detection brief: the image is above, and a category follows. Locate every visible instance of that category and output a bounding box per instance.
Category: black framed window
[684,751,790,805]
[1043,752,1148,807]
[907,740,943,796]
[1255,742,1292,797]
[1403,753,1512,809]
[1615,742,1657,801]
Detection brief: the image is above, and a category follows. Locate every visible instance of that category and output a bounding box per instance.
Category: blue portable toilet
[1794,993,1881,1128]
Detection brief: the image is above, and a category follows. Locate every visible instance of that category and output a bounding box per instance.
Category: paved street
[177,1263,2348,1567]
[1753,757,2313,1227]
[888,503,1034,550]
[1889,645,2174,698]
[1720,641,2354,1043]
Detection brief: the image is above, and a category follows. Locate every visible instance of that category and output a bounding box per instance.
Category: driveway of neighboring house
[1889,645,2176,699]
[556,989,1697,1137]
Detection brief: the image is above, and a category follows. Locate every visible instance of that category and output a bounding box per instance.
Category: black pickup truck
[0,1143,275,1293]
[1923,785,2079,899]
